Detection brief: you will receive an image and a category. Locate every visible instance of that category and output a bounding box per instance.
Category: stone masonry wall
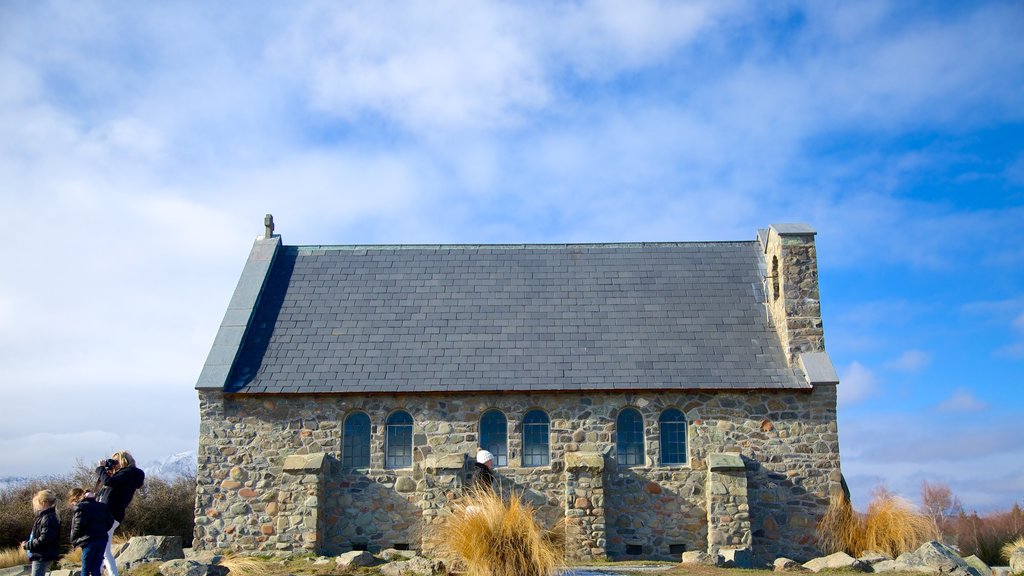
[195,385,840,561]
[765,229,825,367]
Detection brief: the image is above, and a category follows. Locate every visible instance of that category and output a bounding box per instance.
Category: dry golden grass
[215,551,279,576]
[818,491,937,557]
[1003,535,1024,561]
[441,488,561,576]
[0,546,29,569]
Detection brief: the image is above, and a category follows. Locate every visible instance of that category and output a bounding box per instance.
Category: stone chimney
[760,224,825,367]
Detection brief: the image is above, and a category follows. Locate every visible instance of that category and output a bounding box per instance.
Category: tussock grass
[818,491,937,557]
[441,488,561,576]
[216,552,278,576]
[1003,535,1024,562]
[0,546,28,569]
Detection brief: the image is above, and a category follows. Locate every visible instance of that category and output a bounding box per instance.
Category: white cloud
[935,388,989,413]
[1013,312,1024,333]
[839,362,877,406]
[885,350,931,373]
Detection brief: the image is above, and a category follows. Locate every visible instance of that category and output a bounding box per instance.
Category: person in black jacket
[68,488,113,576]
[22,490,60,576]
[471,449,496,494]
[94,451,145,576]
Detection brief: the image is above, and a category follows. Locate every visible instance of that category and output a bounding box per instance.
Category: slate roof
[211,240,805,394]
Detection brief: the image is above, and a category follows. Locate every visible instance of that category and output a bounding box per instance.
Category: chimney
[760,224,824,367]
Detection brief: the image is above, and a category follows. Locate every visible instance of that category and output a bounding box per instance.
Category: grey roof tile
[224,241,806,394]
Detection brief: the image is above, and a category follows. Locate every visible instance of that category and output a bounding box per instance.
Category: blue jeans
[81,539,107,576]
[30,560,51,576]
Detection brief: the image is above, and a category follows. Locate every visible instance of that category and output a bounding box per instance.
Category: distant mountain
[142,451,196,479]
[0,476,31,490]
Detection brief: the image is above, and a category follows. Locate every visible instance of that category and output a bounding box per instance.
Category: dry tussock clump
[0,546,28,569]
[1003,535,1024,562]
[819,490,937,557]
[215,552,278,576]
[441,488,561,576]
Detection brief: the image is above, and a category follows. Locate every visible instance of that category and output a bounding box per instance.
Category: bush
[441,488,561,576]
[948,504,1024,566]
[818,489,937,557]
[0,463,196,553]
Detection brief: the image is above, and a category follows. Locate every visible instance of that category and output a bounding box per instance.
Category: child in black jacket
[22,490,60,576]
[68,488,113,576]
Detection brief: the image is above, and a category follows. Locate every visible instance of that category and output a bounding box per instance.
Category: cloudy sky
[1,1,1022,511]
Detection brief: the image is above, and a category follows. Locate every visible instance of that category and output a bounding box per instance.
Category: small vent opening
[626,544,643,555]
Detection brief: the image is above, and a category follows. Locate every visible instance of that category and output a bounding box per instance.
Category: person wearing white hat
[472,449,496,493]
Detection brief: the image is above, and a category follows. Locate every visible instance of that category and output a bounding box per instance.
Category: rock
[48,570,78,576]
[990,567,1010,576]
[182,550,224,565]
[159,559,229,576]
[963,555,991,576]
[312,557,331,566]
[858,551,892,566]
[897,541,983,576]
[395,477,417,493]
[1010,550,1024,575]
[803,551,867,572]
[115,536,185,570]
[681,551,718,565]
[379,555,445,576]
[720,547,754,569]
[873,560,931,573]
[774,557,810,572]
[336,551,375,569]
[379,549,418,562]
[0,566,30,576]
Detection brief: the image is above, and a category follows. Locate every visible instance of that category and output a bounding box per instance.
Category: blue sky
[1,1,1021,511]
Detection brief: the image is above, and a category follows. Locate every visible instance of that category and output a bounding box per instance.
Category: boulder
[803,551,867,572]
[336,551,375,569]
[115,536,185,570]
[182,550,224,565]
[990,567,1011,576]
[963,555,991,576]
[0,566,30,576]
[159,559,228,576]
[681,551,718,565]
[379,555,445,576]
[859,551,893,566]
[48,570,78,576]
[897,541,983,576]
[774,557,811,572]
[380,548,418,562]
[720,547,754,569]
[873,560,933,573]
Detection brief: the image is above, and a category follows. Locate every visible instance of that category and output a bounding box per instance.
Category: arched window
[479,409,508,467]
[616,408,644,466]
[385,411,413,468]
[659,409,688,465]
[342,412,371,468]
[522,409,550,467]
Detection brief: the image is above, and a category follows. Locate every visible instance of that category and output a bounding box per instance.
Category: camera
[103,459,117,471]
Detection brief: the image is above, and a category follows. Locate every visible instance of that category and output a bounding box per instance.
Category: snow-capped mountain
[142,451,196,479]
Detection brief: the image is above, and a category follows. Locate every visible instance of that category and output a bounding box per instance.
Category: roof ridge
[288,240,759,251]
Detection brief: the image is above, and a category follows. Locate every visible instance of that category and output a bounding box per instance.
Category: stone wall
[764,227,825,367]
[195,385,840,562]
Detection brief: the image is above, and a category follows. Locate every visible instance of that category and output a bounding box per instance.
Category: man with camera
[94,451,145,576]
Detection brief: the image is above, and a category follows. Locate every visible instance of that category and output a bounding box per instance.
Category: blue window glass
[659,409,688,465]
[522,409,550,467]
[343,412,371,468]
[479,409,508,467]
[616,408,644,466]
[385,411,413,468]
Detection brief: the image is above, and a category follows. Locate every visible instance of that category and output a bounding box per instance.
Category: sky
[1,1,1022,512]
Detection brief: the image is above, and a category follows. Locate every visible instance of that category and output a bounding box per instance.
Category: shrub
[818,489,936,557]
[0,463,196,551]
[950,504,1024,566]
[441,488,561,576]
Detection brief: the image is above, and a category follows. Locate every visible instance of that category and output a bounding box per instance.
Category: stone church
[193,218,843,562]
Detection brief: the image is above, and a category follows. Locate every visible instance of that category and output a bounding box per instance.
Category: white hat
[476,449,494,464]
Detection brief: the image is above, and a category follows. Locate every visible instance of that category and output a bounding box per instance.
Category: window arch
[616,408,645,466]
[342,412,371,468]
[385,411,413,468]
[522,409,550,467]
[479,409,508,467]
[659,409,688,465]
